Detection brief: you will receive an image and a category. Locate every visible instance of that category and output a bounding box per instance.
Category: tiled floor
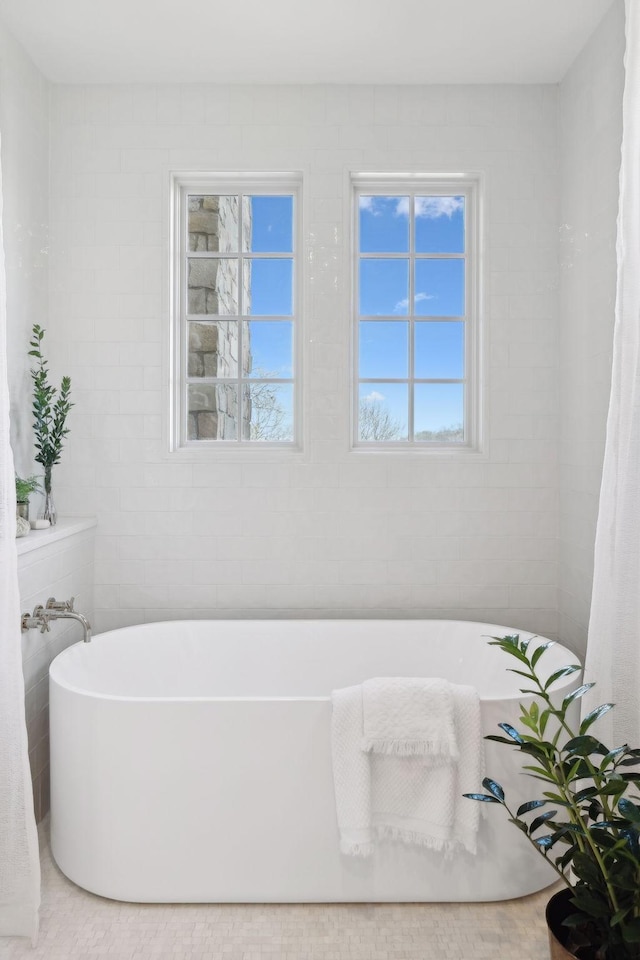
[2,820,558,959]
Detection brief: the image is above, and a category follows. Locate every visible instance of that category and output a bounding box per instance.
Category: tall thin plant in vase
[29,324,73,525]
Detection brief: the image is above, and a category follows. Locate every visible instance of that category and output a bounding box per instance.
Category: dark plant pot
[16,500,29,521]
[547,889,580,960]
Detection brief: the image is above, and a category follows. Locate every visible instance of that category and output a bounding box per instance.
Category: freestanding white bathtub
[49,619,581,904]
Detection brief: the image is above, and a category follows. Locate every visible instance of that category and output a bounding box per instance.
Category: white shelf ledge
[16,517,97,557]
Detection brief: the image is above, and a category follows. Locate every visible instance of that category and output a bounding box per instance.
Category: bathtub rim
[49,617,582,705]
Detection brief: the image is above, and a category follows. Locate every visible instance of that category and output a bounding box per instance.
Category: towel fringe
[340,828,475,859]
[375,825,460,859]
[361,738,458,759]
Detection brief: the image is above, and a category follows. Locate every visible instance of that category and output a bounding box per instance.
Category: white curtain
[0,136,40,937]
[584,0,640,749]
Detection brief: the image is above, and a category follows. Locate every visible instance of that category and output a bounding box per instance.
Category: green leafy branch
[464,635,640,959]
[29,324,73,491]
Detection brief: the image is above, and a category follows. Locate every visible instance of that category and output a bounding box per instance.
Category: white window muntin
[170,173,302,451]
[352,176,479,450]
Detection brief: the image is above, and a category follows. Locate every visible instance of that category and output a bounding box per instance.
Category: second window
[354,178,477,447]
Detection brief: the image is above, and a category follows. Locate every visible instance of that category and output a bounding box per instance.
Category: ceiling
[0,0,616,85]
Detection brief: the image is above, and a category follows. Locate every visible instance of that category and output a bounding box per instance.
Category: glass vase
[43,490,57,526]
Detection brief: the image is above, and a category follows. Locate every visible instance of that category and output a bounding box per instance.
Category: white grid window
[352,176,479,449]
[171,174,301,449]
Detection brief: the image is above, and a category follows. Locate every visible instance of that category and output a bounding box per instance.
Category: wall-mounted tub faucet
[21,596,92,643]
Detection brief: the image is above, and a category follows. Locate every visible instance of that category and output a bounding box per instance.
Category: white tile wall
[0,1,627,819]
[17,521,96,820]
[49,82,563,637]
[558,0,625,658]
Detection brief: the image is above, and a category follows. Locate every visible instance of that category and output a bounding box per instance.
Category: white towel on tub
[361,677,458,758]
[331,680,483,857]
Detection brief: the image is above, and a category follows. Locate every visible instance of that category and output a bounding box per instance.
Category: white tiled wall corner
[49,80,562,636]
[18,525,96,821]
[558,0,625,657]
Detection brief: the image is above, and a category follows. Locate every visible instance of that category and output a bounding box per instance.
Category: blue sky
[358,195,466,436]
[246,195,293,316]
[198,193,466,437]
[243,195,294,379]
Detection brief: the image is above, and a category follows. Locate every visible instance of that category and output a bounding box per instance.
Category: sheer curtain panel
[584,0,640,748]
[0,132,41,939]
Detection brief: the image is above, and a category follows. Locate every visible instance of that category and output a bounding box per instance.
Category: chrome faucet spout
[46,609,92,643]
[21,597,92,643]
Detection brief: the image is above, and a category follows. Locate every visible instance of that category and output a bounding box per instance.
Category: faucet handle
[46,596,75,612]
[21,612,41,632]
[28,605,50,633]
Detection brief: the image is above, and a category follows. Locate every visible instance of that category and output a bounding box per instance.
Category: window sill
[350,443,486,458]
[167,442,305,462]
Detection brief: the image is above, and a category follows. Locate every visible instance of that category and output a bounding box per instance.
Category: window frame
[169,172,303,453]
[351,174,481,453]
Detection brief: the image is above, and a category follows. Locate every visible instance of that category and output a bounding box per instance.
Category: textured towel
[331,685,375,856]
[361,677,458,758]
[331,681,483,857]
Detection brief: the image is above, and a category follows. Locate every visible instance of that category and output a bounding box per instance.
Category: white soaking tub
[49,619,581,904]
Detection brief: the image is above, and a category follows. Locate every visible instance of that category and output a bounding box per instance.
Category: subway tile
[37,78,597,648]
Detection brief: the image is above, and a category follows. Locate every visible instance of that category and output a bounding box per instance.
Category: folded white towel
[331,685,375,857]
[361,677,458,758]
[331,680,483,857]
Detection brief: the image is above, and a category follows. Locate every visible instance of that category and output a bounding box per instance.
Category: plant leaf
[598,780,628,796]
[529,810,558,834]
[507,817,528,833]
[542,792,572,807]
[557,844,579,870]
[579,702,614,735]
[508,668,536,681]
[530,640,555,668]
[516,799,546,817]
[618,797,640,823]
[462,793,500,803]
[539,708,550,737]
[520,715,539,733]
[544,664,581,691]
[491,644,530,665]
[610,907,631,927]
[562,683,595,711]
[599,745,627,771]
[482,778,505,802]
[571,889,611,919]
[564,735,603,756]
[522,764,556,781]
[533,834,554,849]
[619,826,640,857]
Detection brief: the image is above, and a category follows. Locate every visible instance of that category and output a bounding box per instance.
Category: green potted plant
[29,323,73,525]
[465,634,640,960]
[15,474,42,521]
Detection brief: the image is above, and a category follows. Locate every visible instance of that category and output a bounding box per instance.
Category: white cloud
[359,196,381,216]
[363,390,385,402]
[414,195,464,219]
[393,292,435,313]
[362,195,464,221]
